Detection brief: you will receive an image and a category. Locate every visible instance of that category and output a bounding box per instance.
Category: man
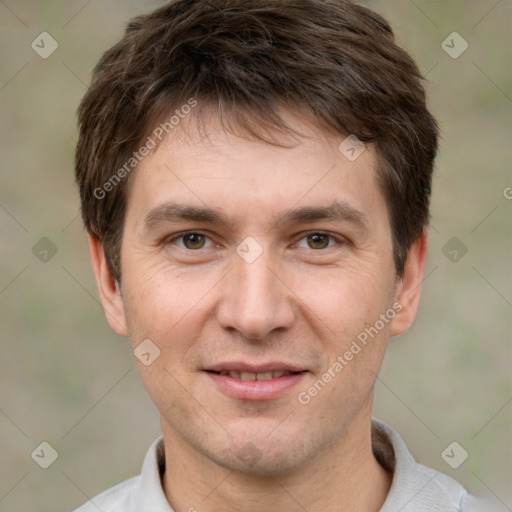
[73,0,490,510]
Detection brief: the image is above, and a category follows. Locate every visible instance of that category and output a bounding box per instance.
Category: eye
[295,233,338,250]
[172,232,213,250]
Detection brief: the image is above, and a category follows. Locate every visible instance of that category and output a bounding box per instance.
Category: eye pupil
[307,234,329,249]
[184,233,205,249]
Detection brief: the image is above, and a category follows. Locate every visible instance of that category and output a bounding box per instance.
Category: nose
[216,251,296,340]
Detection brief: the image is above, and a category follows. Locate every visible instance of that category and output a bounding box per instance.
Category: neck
[161,408,391,512]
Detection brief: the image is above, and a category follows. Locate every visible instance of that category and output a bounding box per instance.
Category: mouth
[207,369,298,381]
[203,363,308,401]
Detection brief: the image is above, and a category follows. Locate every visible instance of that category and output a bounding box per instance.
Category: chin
[217,448,305,477]
[206,430,320,477]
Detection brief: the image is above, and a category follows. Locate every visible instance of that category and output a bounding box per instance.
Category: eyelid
[165,230,215,249]
[163,230,346,250]
[294,230,349,248]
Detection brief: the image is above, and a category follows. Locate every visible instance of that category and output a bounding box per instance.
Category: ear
[389,228,429,337]
[88,233,129,337]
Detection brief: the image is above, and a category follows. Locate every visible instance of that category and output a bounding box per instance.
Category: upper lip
[205,362,307,373]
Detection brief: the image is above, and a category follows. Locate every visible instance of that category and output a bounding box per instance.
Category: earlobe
[88,233,129,337]
[389,228,429,337]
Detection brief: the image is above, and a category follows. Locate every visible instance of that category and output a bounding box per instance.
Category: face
[91,112,426,476]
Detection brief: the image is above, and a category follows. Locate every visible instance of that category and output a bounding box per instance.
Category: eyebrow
[143,200,368,232]
[144,203,224,229]
[280,200,368,230]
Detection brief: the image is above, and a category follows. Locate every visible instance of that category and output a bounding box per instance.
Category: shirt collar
[133,436,174,511]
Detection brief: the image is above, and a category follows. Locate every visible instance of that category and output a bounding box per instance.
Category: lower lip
[204,371,307,401]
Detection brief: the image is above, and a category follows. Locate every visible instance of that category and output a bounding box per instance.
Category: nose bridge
[237,255,276,307]
[217,248,294,338]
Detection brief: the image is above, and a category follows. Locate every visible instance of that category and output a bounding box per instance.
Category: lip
[203,367,308,401]
[205,361,306,374]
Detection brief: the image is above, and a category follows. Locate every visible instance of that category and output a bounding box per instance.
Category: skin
[89,112,428,512]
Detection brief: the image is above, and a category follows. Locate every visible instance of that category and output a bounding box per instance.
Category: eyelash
[165,231,344,251]
[166,231,214,249]
[293,232,340,250]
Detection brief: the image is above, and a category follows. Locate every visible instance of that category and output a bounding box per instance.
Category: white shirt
[73,419,494,511]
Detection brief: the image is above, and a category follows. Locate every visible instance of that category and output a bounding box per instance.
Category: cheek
[120,258,219,349]
[119,262,213,404]
[293,262,394,331]
[291,267,396,398]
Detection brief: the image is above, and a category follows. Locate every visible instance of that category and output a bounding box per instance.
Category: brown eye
[183,233,206,249]
[306,233,330,249]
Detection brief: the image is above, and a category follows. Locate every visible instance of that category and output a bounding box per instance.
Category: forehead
[126,111,387,230]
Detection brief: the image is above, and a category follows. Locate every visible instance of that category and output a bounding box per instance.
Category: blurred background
[0,1,510,510]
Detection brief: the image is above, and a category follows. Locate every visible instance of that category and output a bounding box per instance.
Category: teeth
[256,372,273,381]
[221,370,293,380]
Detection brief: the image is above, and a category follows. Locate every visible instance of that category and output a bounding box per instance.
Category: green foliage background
[0,1,510,510]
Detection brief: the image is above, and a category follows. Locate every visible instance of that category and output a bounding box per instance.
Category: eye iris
[184,233,205,249]
[307,234,329,249]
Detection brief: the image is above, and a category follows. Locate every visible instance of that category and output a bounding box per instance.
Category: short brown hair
[75,0,438,281]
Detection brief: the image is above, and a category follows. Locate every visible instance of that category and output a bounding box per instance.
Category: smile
[204,365,308,401]
[215,370,294,380]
